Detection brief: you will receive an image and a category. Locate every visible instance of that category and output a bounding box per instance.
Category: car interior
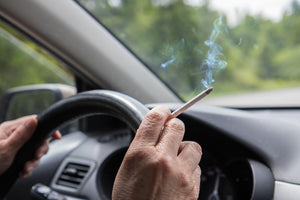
[0,0,300,200]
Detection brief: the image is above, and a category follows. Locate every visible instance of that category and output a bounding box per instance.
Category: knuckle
[125,147,146,160]
[123,146,153,166]
[12,127,22,137]
[178,171,191,188]
[0,122,12,135]
[0,122,7,129]
[152,153,173,172]
[166,118,185,132]
[158,154,172,167]
[145,110,165,124]
[135,124,152,139]
[197,166,202,177]
[188,141,202,155]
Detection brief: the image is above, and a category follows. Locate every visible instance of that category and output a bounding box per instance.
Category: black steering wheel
[0,90,149,199]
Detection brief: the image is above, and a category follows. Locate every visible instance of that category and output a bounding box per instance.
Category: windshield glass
[77,0,300,107]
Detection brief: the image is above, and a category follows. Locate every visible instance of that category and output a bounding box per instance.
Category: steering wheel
[0,90,149,198]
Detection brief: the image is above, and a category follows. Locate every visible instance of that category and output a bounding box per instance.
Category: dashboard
[5,104,300,200]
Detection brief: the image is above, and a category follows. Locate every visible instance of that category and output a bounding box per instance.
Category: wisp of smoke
[161,56,176,68]
[200,16,227,89]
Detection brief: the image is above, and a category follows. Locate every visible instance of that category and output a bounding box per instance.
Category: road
[202,87,300,108]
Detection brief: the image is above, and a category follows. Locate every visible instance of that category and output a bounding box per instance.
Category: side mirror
[0,84,76,123]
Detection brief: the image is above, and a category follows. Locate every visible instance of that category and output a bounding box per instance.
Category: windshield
[77,0,300,107]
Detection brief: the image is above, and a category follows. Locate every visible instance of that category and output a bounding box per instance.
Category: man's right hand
[112,106,202,200]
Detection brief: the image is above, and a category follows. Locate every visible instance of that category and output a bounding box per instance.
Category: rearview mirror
[0,84,76,122]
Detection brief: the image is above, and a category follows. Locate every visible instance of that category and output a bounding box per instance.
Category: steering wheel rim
[0,90,149,198]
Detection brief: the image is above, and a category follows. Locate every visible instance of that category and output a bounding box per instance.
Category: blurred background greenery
[1,0,300,101]
[0,23,74,98]
[78,0,300,100]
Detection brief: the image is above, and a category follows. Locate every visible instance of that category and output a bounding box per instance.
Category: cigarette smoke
[200,16,227,89]
[161,56,176,68]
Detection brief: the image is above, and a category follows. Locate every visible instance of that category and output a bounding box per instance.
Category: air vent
[56,162,90,189]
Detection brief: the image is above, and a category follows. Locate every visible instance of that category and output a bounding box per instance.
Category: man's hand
[0,116,61,178]
[112,106,202,200]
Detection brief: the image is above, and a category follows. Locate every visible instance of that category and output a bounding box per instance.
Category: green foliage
[78,0,300,100]
[2,0,300,102]
[273,46,300,79]
[0,23,74,98]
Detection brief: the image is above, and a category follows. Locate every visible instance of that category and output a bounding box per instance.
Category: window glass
[0,22,74,98]
[77,0,300,103]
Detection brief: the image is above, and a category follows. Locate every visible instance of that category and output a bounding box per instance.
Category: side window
[0,22,74,98]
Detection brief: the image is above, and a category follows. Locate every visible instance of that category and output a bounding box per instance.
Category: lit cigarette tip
[206,87,213,94]
[170,87,213,118]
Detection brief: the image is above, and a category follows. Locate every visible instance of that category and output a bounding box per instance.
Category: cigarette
[171,87,213,118]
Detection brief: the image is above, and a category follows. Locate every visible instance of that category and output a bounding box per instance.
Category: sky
[185,0,300,25]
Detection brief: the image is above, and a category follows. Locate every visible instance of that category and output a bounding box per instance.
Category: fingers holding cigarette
[171,87,213,119]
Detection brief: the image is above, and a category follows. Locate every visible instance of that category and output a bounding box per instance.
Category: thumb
[7,118,37,152]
